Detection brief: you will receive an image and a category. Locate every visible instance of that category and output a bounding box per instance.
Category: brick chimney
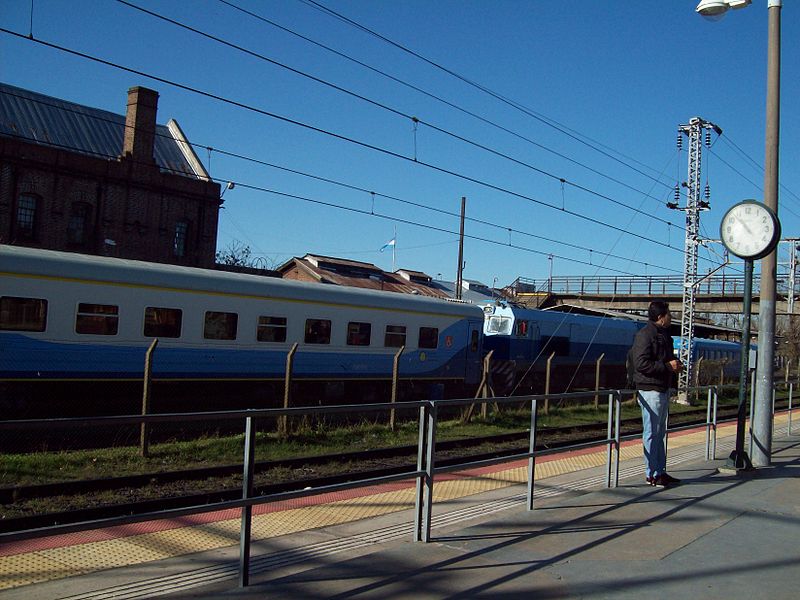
[122,86,159,163]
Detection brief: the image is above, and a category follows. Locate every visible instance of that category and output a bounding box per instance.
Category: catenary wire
[0,27,688,257]
[214,0,672,207]
[0,86,683,274]
[114,0,680,229]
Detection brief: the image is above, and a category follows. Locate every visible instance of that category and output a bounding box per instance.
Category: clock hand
[734,214,753,235]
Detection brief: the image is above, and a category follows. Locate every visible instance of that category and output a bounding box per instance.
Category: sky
[2,0,798,290]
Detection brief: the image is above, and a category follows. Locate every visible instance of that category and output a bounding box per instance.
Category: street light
[697,0,782,467]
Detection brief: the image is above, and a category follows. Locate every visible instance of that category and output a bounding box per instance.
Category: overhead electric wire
[114,0,680,230]
[0,86,683,275]
[300,0,675,190]
[0,27,689,257]
[214,0,671,208]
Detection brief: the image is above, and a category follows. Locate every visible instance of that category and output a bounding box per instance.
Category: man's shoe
[653,474,668,488]
[645,476,655,486]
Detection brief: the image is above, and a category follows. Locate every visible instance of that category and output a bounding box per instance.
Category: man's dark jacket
[631,321,677,392]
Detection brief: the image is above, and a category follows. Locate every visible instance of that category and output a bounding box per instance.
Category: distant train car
[0,246,484,415]
[674,337,749,381]
[480,302,643,394]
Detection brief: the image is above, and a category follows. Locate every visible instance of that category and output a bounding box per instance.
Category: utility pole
[671,117,721,403]
[753,1,782,468]
[455,197,466,300]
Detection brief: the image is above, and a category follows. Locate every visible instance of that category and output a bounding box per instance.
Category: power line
[299,0,675,191]
[0,86,680,275]
[215,0,672,208]
[0,27,687,257]
[114,0,680,230]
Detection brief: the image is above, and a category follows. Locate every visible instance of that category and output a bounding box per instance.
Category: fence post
[279,343,299,438]
[789,382,794,435]
[239,416,256,587]
[544,352,556,415]
[594,353,605,408]
[140,338,158,458]
[414,402,436,542]
[526,397,538,510]
[390,345,405,431]
[694,356,704,403]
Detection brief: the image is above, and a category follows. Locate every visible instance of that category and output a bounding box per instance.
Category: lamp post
[696,0,781,467]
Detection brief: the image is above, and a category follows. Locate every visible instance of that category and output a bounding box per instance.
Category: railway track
[0,404,751,533]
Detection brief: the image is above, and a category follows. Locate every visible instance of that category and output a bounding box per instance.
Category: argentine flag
[380,237,396,252]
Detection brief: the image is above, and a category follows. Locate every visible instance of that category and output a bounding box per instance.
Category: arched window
[67,202,92,246]
[173,220,189,257]
[16,194,38,239]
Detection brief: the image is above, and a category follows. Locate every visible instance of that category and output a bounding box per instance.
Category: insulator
[705,131,711,146]
[676,133,683,150]
[674,185,680,201]
[704,184,711,200]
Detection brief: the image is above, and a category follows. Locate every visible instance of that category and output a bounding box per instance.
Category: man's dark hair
[648,301,670,322]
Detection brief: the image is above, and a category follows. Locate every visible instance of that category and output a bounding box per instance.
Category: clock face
[720,201,780,260]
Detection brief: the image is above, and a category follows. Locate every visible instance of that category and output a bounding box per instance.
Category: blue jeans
[637,390,669,478]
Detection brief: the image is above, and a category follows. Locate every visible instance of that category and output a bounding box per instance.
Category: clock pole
[729,257,754,471]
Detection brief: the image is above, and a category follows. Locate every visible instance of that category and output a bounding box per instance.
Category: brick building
[0,83,221,266]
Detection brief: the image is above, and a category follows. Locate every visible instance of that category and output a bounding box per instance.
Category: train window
[76,303,119,335]
[385,325,406,347]
[305,319,331,344]
[144,307,183,338]
[257,316,287,342]
[515,320,529,337]
[347,322,371,346]
[419,327,439,349]
[486,316,512,335]
[470,329,480,352]
[0,296,47,332]
[204,311,238,340]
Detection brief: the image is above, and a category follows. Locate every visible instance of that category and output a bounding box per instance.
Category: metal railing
[0,382,795,588]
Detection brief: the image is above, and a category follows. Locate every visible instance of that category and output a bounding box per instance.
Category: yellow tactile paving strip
[0,417,772,591]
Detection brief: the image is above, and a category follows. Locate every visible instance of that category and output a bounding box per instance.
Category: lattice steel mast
[671,117,721,400]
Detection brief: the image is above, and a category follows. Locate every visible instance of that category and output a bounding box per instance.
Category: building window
[0,296,47,331]
[67,203,91,246]
[304,319,331,344]
[144,307,182,338]
[16,194,38,239]
[173,221,189,257]
[419,327,439,349]
[347,322,371,346]
[76,303,119,335]
[204,311,238,340]
[257,316,287,342]
[384,325,406,347]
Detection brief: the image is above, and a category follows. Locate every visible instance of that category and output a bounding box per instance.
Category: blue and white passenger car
[0,246,484,413]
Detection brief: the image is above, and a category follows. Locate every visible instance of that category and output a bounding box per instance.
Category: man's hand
[667,359,683,373]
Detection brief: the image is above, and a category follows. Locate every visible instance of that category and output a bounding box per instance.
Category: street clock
[719,200,780,260]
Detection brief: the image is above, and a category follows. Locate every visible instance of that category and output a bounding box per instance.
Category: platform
[2,416,798,599]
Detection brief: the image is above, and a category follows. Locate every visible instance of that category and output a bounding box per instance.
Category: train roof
[1,246,484,319]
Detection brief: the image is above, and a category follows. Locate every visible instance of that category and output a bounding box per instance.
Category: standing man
[631,301,683,487]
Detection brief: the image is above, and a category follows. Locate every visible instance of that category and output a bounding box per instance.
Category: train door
[465,322,483,384]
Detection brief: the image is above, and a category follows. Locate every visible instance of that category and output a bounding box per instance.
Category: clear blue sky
[2,1,798,289]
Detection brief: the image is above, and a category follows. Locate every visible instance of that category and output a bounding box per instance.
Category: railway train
[480,301,643,394]
[0,245,747,417]
[0,245,484,416]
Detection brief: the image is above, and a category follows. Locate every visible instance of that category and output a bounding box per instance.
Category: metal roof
[0,83,201,179]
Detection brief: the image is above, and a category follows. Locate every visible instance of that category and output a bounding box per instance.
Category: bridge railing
[509,274,792,297]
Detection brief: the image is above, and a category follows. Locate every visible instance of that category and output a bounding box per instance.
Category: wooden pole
[594,353,605,409]
[462,350,493,424]
[455,197,466,300]
[390,345,405,431]
[279,343,299,438]
[140,338,158,458]
[544,351,555,415]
